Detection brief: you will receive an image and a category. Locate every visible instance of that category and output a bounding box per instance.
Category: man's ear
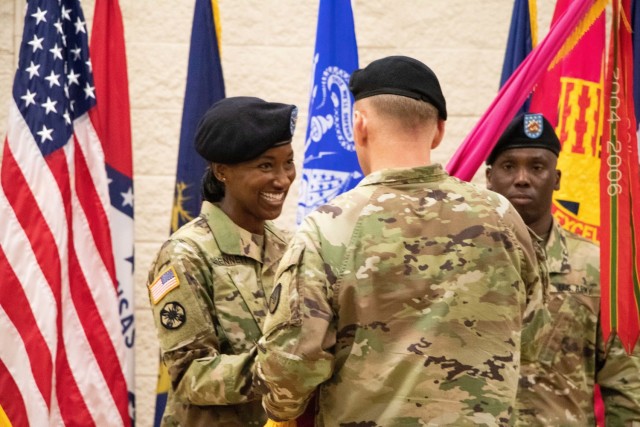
[353,109,368,147]
[431,119,445,149]
[485,165,493,190]
[555,168,561,191]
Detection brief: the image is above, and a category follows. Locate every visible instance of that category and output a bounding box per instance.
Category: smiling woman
[145,96,298,426]
[214,144,296,234]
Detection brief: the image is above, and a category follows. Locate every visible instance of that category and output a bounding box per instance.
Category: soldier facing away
[486,112,640,426]
[255,55,547,426]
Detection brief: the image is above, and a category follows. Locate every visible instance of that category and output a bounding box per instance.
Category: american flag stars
[13,0,95,153]
[31,7,47,25]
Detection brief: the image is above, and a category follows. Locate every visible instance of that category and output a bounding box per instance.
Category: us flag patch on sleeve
[148,267,180,305]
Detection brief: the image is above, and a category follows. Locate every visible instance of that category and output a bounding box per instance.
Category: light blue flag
[297,0,360,222]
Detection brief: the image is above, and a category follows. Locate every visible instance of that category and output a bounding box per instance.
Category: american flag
[148,268,179,305]
[0,0,130,425]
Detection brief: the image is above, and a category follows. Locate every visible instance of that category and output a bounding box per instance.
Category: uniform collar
[544,218,571,274]
[358,164,447,187]
[200,201,288,265]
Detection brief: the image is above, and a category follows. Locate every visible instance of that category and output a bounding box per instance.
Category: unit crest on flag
[551,77,603,242]
[309,64,355,151]
[171,181,196,232]
[298,56,362,220]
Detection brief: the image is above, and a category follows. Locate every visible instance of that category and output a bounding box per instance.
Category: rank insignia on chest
[160,301,186,330]
[269,283,282,314]
[148,266,180,305]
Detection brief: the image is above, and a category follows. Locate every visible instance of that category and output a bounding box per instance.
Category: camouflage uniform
[256,164,545,426]
[147,201,289,427]
[516,219,640,426]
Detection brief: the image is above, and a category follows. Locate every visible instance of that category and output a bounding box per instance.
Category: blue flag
[153,0,225,425]
[171,0,226,234]
[297,0,360,222]
[500,0,536,113]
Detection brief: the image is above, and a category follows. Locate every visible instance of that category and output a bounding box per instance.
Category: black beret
[195,96,298,164]
[486,113,561,164]
[349,55,447,120]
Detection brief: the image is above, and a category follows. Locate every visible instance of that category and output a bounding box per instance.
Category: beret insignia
[524,113,544,139]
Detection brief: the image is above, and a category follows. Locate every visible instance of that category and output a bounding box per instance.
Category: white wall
[0,1,557,425]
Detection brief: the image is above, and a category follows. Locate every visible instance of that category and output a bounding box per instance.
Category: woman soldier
[147,97,298,426]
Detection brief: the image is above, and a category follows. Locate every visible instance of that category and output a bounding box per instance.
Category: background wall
[0,1,556,426]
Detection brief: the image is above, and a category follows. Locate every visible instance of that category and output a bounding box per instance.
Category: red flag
[530,0,605,243]
[600,0,640,352]
[0,0,129,425]
[446,0,606,180]
[89,0,136,421]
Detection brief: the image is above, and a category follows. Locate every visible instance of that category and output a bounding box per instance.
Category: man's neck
[528,215,554,242]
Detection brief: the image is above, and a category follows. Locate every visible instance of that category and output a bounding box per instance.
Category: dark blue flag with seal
[153,0,225,425]
[297,0,360,223]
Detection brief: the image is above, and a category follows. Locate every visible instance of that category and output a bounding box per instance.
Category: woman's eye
[259,163,272,170]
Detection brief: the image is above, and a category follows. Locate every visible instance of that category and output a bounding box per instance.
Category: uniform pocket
[262,243,305,338]
[538,291,599,369]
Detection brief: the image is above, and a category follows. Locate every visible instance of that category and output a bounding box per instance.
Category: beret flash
[349,55,447,120]
[486,113,561,164]
[195,96,298,164]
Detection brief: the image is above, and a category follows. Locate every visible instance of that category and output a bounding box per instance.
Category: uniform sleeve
[148,239,259,406]
[255,227,336,421]
[597,329,640,424]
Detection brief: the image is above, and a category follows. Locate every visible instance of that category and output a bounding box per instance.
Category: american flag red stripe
[0,0,129,425]
[0,356,29,426]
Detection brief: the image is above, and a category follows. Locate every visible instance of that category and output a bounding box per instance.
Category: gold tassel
[548,0,609,71]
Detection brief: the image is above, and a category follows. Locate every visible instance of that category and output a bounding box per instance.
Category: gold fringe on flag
[212,0,222,52]
[548,0,608,70]
[529,0,539,47]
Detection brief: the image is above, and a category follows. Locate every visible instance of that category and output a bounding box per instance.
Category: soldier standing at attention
[147,97,299,426]
[486,112,640,426]
[255,56,546,426]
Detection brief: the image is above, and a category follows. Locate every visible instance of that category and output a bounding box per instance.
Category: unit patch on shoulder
[160,301,186,330]
[269,283,282,314]
[148,266,180,305]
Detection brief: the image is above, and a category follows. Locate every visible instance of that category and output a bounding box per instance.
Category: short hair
[366,94,439,128]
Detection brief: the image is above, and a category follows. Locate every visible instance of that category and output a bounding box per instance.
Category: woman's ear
[212,163,227,182]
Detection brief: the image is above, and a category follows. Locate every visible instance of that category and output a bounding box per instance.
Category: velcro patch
[269,283,282,314]
[160,301,186,330]
[148,266,180,305]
